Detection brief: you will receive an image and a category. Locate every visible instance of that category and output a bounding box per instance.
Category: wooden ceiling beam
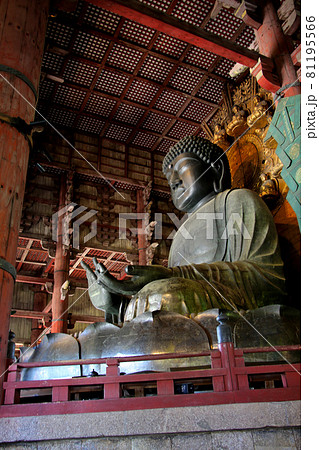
[16,260,47,266]
[39,93,209,125]
[11,309,105,324]
[41,257,54,276]
[16,274,87,288]
[125,41,193,146]
[17,246,47,254]
[42,300,52,314]
[100,21,161,138]
[88,0,263,67]
[46,2,90,120]
[73,15,125,132]
[69,247,91,276]
[16,239,33,273]
[47,15,231,83]
[11,309,51,321]
[46,44,229,85]
[149,5,223,151]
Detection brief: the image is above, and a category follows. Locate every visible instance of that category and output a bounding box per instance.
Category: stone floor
[0,401,301,449]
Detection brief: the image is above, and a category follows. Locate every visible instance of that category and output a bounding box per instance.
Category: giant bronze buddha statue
[21,136,298,380]
[82,135,287,320]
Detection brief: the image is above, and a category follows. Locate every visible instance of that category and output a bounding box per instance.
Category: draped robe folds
[124,189,287,321]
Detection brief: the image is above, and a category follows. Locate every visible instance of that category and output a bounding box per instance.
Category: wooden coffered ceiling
[18,0,259,294]
[37,0,257,154]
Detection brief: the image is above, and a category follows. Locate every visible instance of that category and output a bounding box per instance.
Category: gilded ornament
[226,105,249,137]
[247,94,272,128]
[212,123,230,151]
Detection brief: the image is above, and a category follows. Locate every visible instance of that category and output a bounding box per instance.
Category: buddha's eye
[177,160,200,175]
[178,165,189,175]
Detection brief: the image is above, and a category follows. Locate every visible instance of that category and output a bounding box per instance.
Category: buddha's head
[162,136,231,212]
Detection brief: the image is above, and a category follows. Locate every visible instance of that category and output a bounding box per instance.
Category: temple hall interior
[0,0,301,448]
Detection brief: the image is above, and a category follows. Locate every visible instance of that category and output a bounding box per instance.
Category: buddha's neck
[189,191,217,213]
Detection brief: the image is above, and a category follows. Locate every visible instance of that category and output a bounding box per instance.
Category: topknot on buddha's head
[162,135,227,174]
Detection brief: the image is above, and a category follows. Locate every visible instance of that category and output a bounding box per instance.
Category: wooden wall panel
[100,139,126,177]
[10,284,34,344]
[128,147,152,184]
[47,138,70,167]
[153,154,167,188]
[21,172,59,238]
[9,318,32,344]
[11,283,34,311]
[67,288,104,335]
[35,131,170,192]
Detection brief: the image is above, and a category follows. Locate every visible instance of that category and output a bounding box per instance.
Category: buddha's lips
[175,188,186,199]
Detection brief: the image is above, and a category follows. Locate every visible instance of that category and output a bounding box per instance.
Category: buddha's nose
[169,172,182,190]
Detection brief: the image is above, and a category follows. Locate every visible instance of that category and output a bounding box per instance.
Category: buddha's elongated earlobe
[211,160,224,193]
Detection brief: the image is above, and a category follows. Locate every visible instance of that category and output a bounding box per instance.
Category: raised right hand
[81,260,121,315]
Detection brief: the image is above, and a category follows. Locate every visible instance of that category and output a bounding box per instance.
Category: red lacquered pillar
[51,176,70,334]
[0,0,49,395]
[255,0,301,97]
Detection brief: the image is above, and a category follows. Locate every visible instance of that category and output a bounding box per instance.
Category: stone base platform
[0,400,300,449]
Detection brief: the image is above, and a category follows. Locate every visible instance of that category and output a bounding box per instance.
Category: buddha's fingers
[81,261,97,285]
[126,265,172,281]
[125,265,153,276]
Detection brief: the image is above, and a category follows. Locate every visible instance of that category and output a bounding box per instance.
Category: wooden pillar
[136,189,147,266]
[0,0,49,394]
[30,287,47,345]
[255,1,300,97]
[51,176,70,334]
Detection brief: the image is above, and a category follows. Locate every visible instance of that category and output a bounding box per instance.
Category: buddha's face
[165,152,218,212]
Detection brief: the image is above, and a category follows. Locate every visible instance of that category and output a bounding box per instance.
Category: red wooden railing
[0,343,301,418]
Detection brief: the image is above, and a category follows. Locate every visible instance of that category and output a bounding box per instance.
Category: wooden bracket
[235,1,263,30]
[250,57,281,93]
